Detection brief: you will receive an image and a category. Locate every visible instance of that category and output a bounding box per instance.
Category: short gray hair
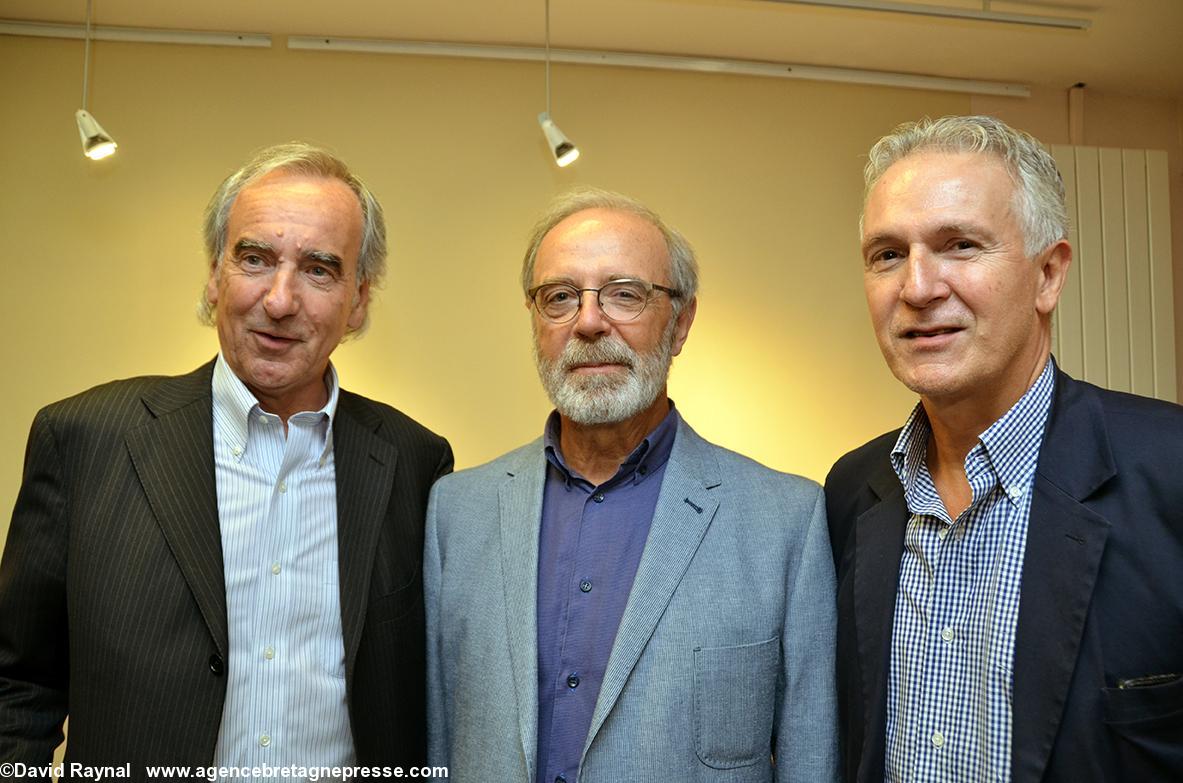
[863,115,1068,256]
[198,141,386,333]
[521,187,699,314]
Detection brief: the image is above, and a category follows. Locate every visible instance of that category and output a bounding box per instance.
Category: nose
[572,289,611,339]
[899,249,950,308]
[262,266,300,319]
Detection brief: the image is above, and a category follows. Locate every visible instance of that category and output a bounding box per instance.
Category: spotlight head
[75,109,117,160]
[538,112,580,167]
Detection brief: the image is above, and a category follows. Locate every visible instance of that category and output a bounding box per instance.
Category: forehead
[863,151,1017,234]
[228,171,363,251]
[534,208,670,284]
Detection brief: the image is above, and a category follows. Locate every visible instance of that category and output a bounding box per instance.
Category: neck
[558,391,671,485]
[922,346,1050,478]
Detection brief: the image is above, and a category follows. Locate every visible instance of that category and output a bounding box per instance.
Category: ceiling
[2,0,1181,99]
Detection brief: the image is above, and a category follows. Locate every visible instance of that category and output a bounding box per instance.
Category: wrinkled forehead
[535,208,672,284]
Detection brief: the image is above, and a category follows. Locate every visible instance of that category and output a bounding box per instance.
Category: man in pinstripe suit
[0,143,452,776]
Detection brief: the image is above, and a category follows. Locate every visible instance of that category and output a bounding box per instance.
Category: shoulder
[1055,374,1183,453]
[825,429,900,493]
[337,389,450,455]
[431,440,540,498]
[34,366,208,436]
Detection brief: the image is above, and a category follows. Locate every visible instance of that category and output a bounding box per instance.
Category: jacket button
[209,653,225,676]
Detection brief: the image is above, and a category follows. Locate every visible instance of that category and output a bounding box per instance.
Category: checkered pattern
[884,361,1055,783]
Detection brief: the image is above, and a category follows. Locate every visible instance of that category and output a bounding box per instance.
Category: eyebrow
[304,250,344,273]
[233,238,274,255]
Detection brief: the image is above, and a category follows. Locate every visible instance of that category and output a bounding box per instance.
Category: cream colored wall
[22,34,1165,551]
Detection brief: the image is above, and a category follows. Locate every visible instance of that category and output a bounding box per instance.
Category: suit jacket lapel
[498,444,547,781]
[332,394,399,680]
[852,459,908,783]
[125,360,228,655]
[1011,372,1114,783]
[582,420,720,759]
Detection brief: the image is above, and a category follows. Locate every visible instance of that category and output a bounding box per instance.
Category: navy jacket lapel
[125,360,228,655]
[333,394,399,680]
[852,459,907,783]
[1010,371,1114,783]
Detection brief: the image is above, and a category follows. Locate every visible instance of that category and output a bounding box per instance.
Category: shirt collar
[891,358,1055,507]
[212,352,341,462]
[543,401,680,489]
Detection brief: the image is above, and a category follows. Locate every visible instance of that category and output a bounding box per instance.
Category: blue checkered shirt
[885,360,1055,783]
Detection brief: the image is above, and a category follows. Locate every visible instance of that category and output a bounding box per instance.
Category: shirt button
[259,734,271,747]
[258,416,269,425]
[579,579,593,593]
[263,646,275,660]
[938,526,949,540]
[638,465,648,475]
[567,673,580,689]
[932,731,945,748]
[319,456,327,468]
[271,562,281,575]
[592,493,605,503]
[231,446,243,458]
[1009,485,1023,499]
[941,626,955,642]
[555,776,567,783]
[278,480,287,494]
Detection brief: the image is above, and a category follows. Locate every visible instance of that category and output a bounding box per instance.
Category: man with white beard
[424,188,839,783]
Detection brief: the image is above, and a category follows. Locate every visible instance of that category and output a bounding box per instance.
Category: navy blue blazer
[825,368,1183,782]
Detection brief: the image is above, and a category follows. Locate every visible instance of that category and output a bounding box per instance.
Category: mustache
[558,336,636,371]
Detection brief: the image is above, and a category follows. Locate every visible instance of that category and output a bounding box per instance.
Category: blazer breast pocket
[693,636,779,770]
[1102,673,1183,778]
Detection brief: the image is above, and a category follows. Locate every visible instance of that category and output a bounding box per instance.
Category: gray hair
[521,187,699,315]
[198,141,386,333]
[862,115,1068,256]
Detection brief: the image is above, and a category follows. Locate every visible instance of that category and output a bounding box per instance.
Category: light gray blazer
[425,418,839,782]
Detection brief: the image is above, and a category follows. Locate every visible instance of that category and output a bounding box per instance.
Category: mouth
[252,329,301,349]
[567,362,630,374]
[902,326,964,340]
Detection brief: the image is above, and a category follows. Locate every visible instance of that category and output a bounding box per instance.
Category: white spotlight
[538,112,580,167]
[75,109,117,160]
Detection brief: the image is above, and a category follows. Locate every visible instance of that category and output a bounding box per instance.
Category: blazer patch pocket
[693,636,779,769]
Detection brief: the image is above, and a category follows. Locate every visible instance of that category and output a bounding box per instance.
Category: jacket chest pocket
[693,636,780,769]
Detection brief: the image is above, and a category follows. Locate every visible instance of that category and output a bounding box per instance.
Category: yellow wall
[1,33,1177,549]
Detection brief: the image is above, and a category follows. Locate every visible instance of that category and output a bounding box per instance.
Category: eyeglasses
[528,278,682,323]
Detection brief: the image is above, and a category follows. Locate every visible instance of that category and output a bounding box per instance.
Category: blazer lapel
[125,360,228,655]
[852,461,908,783]
[582,420,719,759]
[497,444,547,781]
[1010,372,1114,783]
[332,395,399,680]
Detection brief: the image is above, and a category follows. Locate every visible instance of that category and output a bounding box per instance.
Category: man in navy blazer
[826,115,1183,782]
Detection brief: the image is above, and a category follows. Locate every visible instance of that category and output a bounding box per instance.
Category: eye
[308,265,329,278]
[867,248,903,270]
[242,253,265,267]
[541,286,576,305]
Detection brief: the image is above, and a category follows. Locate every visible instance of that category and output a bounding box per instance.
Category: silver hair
[521,187,699,315]
[198,141,386,334]
[862,115,1068,256]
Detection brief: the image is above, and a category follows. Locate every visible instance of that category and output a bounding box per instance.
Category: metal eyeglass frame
[527,278,682,323]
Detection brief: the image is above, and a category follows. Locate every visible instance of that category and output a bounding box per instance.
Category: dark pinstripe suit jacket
[0,360,452,775]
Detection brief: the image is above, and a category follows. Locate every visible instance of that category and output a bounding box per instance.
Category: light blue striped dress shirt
[210,354,354,778]
[885,360,1054,783]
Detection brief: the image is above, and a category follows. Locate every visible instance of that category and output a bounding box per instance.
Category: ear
[205,261,221,308]
[1035,240,1072,316]
[347,280,371,331]
[670,296,697,357]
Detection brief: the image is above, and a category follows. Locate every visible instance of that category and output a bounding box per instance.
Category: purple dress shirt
[535,404,679,783]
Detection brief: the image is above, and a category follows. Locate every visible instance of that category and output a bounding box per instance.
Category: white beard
[534,317,676,425]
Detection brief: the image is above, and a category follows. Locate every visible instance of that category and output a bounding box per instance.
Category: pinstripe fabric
[209,356,354,773]
[885,361,1054,783]
[0,359,453,776]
